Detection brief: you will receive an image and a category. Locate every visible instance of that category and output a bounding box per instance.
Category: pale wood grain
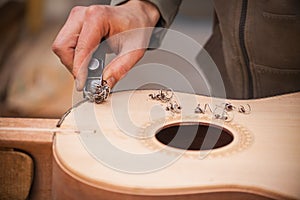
[53,91,300,200]
[0,118,57,200]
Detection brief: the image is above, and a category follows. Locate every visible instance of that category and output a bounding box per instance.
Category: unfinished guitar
[1,90,299,200]
[52,90,300,200]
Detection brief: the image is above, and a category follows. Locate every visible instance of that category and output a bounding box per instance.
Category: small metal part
[203,103,213,113]
[83,58,110,104]
[214,113,229,121]
[238,104,251,114]
[88,58,100,70]
[213,109,233,122]
[148,88,174,103]
[56,98,89,127]
[195,104,204,114]
[194,101,250,121]
[224,102,236,111]
[166,101,181,114]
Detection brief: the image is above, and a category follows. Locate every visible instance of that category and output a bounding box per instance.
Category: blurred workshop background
[0,0,213,118]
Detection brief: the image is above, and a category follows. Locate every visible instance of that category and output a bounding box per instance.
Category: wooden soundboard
[53,90,300,200]
[1,90,300,200]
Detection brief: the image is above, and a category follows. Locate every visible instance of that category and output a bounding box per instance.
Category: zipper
[239,0,253,98]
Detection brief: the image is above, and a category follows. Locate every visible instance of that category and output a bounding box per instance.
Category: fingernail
[106,76,116,88]
[75,79,82,91]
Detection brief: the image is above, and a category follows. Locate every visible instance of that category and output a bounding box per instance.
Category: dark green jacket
[112,0,300,99]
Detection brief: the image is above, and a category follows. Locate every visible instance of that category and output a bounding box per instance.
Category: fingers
[73,6,109,90]
[53,2,160,91]
[52,6,86,71]
[103,49,145,88]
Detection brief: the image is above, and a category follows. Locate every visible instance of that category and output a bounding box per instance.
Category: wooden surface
[2,23,74,118]
[26,0,44,33]
[0,118,57,200]
[53,90,300,200]
[0,1,25,104]
[52,157,273,200]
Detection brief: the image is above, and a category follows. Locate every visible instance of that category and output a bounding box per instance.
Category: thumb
[103,49,145,88]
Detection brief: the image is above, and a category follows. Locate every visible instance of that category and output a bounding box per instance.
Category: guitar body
[53,90,300,200]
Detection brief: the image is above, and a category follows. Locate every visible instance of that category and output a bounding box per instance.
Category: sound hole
[155,123,233,151]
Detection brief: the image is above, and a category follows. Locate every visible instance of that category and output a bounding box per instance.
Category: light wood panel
[53,90,300,200]
[0,118,57,200]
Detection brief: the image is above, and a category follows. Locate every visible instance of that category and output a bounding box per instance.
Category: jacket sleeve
[110,0,181,48]
[110,0,182,28]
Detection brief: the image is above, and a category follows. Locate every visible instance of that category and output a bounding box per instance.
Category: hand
[52,0,160,91]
